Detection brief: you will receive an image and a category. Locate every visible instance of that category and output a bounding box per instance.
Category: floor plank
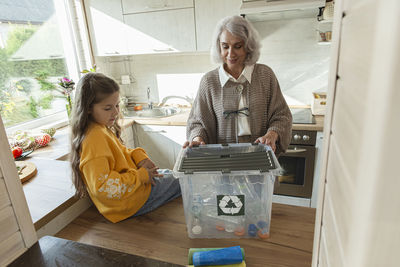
[56,198,315,267]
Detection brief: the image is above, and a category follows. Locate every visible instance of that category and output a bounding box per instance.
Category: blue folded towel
[192,246,243,266]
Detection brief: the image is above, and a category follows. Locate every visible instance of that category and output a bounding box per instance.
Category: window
[0,0,83,132]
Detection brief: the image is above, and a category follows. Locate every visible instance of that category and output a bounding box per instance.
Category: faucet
[147,87,153,109]
[158,95,193,107]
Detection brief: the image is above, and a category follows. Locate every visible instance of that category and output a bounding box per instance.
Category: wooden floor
[56,197,316,267]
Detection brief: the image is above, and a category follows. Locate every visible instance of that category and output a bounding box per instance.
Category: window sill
[28,126,71,160]
[6,113,70,136]
[21,127,75,230]
[22,157,77,230]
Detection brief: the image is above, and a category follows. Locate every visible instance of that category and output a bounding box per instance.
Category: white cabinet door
[194,0,241,51]
[0,117,37,266]
[121,125,135,148]
[85,0,129,56]
[134,125,186,169]
[122,0,193,14]
[310,131,323,208]
[312,1,400,266]
[124,8,196,54]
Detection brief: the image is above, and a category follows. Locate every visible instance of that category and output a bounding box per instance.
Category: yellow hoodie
[80,122,151,223]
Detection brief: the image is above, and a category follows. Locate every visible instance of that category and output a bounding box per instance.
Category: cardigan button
[236,84,244,94]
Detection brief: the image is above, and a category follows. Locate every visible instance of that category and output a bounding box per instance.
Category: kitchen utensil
[15,161,37,183]
[15,149,34,161]
[325,31,332,41]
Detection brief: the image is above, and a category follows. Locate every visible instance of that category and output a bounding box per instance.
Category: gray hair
[210,15,261,65]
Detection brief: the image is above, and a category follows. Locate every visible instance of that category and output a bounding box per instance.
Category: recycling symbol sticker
[217,195,245,216]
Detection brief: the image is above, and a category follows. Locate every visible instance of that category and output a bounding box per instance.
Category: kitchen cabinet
[0,117,37,266]
[133,124,186,169]
[312,1,400,266]
[124,8,196,54]
[194,0,242,51]
[121,124,135,148]
[122,0,193,14]
[84,0,129,56]
[311,131,323,208]
[86,0,242,55]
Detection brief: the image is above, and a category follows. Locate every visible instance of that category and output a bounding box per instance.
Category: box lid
[174,143,280,175]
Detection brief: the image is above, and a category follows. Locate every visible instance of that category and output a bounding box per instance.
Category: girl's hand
[137,158,156,169]
[145,166,163,185]
[255,131,279,152]
[183,136,205,148]
[138,158,163,185]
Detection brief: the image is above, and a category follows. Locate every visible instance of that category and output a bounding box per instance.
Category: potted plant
[57,77,75,118]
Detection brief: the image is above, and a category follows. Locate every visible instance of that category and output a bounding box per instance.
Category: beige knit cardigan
[186,63,292,155]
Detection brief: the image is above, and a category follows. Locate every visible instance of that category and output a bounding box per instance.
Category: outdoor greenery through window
[0,0,77,129]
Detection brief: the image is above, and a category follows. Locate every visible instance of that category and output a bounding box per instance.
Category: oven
[274,130,317,198]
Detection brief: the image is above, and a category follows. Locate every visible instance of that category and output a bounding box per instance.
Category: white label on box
[217,195,245,216]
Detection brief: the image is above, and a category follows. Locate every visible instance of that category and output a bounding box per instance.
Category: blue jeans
[132,169,181,217]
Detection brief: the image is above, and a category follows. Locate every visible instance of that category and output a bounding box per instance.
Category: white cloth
[218,65,254,136]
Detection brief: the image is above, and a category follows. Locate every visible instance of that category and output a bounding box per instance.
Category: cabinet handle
[144,130,167,133]
[285,148,307,153]
[104,51,120,55]
[153,48,173,52]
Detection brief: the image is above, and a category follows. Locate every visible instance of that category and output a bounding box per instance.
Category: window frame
[3,0,92,133]
[5,112,69,135]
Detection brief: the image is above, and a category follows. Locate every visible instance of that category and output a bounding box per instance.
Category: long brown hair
[70,72,121,198]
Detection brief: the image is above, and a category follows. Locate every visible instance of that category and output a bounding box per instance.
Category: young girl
[70,72,181,223]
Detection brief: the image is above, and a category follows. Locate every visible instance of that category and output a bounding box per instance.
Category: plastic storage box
[173,143,281,239]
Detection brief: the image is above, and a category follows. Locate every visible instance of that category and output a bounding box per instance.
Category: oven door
[274,144,315,198]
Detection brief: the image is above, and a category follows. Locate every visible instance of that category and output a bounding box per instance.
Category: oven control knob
[303,135,310,141]
[293,134,301,141]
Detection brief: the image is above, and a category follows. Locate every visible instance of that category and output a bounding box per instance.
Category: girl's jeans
[132,169,181,217]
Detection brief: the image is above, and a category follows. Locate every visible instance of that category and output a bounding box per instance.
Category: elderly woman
[184,15,292,156]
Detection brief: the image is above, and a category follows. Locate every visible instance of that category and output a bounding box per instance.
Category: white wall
[254,17,331,105]
[96,16,331,106]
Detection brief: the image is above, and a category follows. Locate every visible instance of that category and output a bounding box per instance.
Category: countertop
[126,107,325,131]
[21,157,77,230]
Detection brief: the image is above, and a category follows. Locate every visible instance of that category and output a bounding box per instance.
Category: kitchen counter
[126,107,191,126]
[293,115,324,131]
[127,107,324,131]
[21,158,77,230]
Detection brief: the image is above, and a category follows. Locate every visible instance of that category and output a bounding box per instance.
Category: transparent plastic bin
[173,143,281,239]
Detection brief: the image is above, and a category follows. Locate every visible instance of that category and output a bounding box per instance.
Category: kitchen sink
[124,106,180,118]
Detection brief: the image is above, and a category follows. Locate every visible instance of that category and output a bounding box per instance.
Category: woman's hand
[183,136,205,148]
[255,131,279,152]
